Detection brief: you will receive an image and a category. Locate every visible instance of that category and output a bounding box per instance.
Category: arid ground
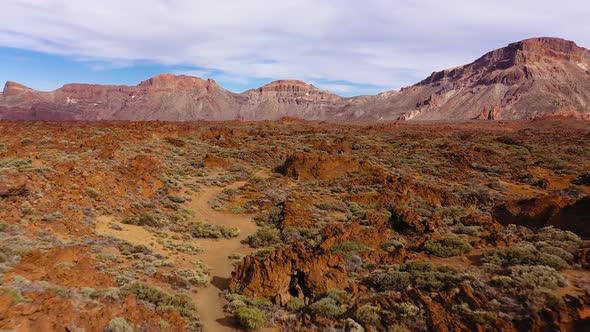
[1,118,589,331]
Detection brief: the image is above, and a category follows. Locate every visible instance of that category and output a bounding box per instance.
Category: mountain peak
[3,81,32,96]
[138,74,212,90]
[511,37,583,54]
[255,80,338,97]
[417,37,590,86]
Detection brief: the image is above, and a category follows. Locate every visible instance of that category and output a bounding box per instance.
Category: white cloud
[0,0,589,93]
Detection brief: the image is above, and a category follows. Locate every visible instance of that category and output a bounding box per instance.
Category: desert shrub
[188,222,239,239]
[120,283,196,319]
[355,304,381,326]
[382,238,406,254]
[346,255,363,272]
[366,271,412,291]
[509,265,566,289]
[309,297,346,319]
[243,227,281,248]
[330,241,371,258]
[162,242,203,254]
[225,293,272,308]
[424,234,472,258]
[393,302,420,318]
[0,287,28,304]
[316,201,348,212]
[470,311,499,325]
[168,195,186,203]
[489,275,516,290]
[370,262,467,292]
[122,213,161,227]
[524,227,581,245]
[535,253,570,270]
[454,224,481,236]
[526,288,566,312]
[482,241,570,270]
[253,206,283,226]
[175,267,210,286]
[118,242,151,256]
[85,187,101,199]
[537,245,574,264]
[233,307,266,330]
[286,298,305,311]
[325,289,352,304]
[0,158,32,170]
[105,317,134,332]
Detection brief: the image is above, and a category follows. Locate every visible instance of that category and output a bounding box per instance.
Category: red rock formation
[229,244,350,306]
[492,195,590,236]
[276,152,364,180]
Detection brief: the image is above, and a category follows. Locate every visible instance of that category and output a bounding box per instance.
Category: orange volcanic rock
[0,290,186,332]
[492,195,590,236]
[229,244,350,305]
[5,246,115,288]
[276,152,364,180]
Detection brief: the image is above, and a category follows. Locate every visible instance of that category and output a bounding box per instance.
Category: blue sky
[1,0,589,97]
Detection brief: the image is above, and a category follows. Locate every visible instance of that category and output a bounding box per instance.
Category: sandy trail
[96,173,270,331]
[188,180,261,332]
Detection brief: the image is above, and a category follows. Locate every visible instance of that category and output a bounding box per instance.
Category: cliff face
[1,38,590,121]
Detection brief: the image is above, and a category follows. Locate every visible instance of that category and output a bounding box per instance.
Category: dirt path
[188,180,261,332]
[96,173,270,331]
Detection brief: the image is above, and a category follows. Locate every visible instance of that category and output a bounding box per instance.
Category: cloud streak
[0,0,589,95]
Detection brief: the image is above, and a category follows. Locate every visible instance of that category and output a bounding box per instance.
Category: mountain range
[1,37,590,121]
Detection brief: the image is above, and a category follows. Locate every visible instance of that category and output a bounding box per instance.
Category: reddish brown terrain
[1,118,589,331]
[1,37,589,122]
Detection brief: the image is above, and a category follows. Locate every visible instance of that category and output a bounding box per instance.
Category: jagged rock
[492,195,590,236]
[276,152,364,180]
[229,244,350,306]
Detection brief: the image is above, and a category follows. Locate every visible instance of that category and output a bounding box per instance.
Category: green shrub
[286,298,305,311]
[118,242,151,256]
[120,283,196,319]
[233,307,266,330]
[369,262,468,292]
[355,304,381,326]
[393,302,420,318]
[85,187,101,199]
[330,241,371,258]
[309,297,346,319]
[509,265,566,289]
[538,245,574,264]
[168,195,186,203]
[482,241,571,270]
[243,227,282,248]
[424,234,472,258]
[105,317,134,332]
[366,271,411,291]
[0,287,29,304]
[188,222,239,239]
[122,213,161,227]
[175,268,210,286]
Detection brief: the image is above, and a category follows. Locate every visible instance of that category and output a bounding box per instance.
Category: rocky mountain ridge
[1,37,589,121]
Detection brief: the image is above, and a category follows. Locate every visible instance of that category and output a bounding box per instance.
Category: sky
[0,1,589,97]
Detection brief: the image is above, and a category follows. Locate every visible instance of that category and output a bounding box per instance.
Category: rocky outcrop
[276,152,364,180]
[0,169,32,198]
[492,195,590,236]
[229,244,350,306]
